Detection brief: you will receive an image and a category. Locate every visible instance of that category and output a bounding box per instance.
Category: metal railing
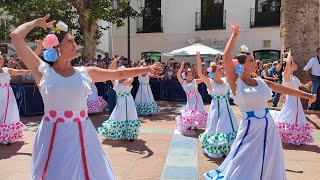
[250,6,280,27]
[136,15,163,33]
[195,10,226,30]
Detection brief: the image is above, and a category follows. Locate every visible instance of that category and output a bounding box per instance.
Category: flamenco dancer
[275,50,314,145]
[135,60,162,116]
[87,83,107,114]
[175,61,208,133]
[99,59,141,141]
[10,15,161,180]
[204,24,316,180]
[196,52,238,158]
[0,54,29,145]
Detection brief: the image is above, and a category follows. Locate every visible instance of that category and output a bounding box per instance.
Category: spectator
[166,67,175,81]
[261,63,277,81]
[272,54,286,107]
[102,52,111,65]
[122,58,129,67]
[167,58,176,67]
[304,47,320,110]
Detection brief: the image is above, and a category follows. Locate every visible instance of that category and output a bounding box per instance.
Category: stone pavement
[1,101,320,180]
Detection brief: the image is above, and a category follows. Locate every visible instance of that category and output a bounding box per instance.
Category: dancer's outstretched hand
[230,23,240,34]
[308,94,317,107]
[149,62,162,74]
[35,14,56,30]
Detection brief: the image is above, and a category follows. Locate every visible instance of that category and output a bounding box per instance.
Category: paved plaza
[1,101,320,180]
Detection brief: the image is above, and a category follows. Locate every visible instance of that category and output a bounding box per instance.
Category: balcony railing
[195,10,226,30]
[136,15,163,33]
[250,6,280,27]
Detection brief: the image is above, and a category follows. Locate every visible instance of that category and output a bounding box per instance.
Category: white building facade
[111,0,283,63]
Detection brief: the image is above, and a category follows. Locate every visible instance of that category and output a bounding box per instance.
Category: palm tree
[280,0,319,83]
[280,0,319,107]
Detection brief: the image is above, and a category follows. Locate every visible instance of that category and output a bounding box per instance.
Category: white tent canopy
[163,43,224,57]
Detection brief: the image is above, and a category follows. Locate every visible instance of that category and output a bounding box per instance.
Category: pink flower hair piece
[43,34,59,49]
[232,59,239,67]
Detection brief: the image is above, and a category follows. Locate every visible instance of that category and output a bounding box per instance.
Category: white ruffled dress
[204,77,286,180]
[135,73,160,115]
[87,84,107,114]
[30,62,115,180]
[0,67,26,144]
[275,74,314,145]
[199,78,238,158]
[98,80,141,140]
[175,79,208,133]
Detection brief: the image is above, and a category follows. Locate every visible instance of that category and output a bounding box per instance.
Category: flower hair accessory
[210,62,216,67]
[232,59,244,75]
[207,62,217,77]
[240,45,249,53]
[181,72,187,80]
[42,21,69,63]
[43,49,58,62]
[42,34,59,49]
[55,21,68,32]
[118,66,126,70]
[208,72,215,78]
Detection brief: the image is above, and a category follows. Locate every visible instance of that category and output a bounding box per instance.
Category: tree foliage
[0,0,127,47]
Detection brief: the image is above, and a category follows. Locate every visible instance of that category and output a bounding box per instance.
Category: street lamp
[112,0,145,66]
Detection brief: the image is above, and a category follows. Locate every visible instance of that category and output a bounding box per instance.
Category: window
[141,52,161,63]
[251,0,281,27]
[196,0,225,30]
[253,50,280,62]
[137,0,162,33]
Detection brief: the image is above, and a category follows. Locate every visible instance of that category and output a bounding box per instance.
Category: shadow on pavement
[283,143,320,154]
[306,116,320,130]
[102,139,154,158]
[0,142,32,160]
[205,156,225,166]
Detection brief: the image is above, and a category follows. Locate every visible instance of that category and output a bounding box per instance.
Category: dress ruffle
[175,110,208,133]
[136,102,160,115]
[98,119,141,140]
[38,62,50,94]
[0,122,26,144]
[74,66,93,96]
[199,132,237,158]
[87,96,107,114]
[276,122,314,145]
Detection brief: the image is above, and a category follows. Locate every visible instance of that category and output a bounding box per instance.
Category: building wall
[111,0,282,63]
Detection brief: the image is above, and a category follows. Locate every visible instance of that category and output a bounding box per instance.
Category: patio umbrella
[163,43,224,57]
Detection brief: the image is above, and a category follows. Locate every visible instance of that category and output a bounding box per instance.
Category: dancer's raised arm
[177,61,185,85]
[283,50,292,82]
[10,15,55,84]
[223,24,240,94]
[196,52,211,89]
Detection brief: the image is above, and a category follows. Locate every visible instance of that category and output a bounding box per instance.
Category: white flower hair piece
[187,68,192,72]
[142,62,147,66]
[240,45,249,53]
[56,21,68,32]
[210,62,216,67]
[118,66,126,70]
